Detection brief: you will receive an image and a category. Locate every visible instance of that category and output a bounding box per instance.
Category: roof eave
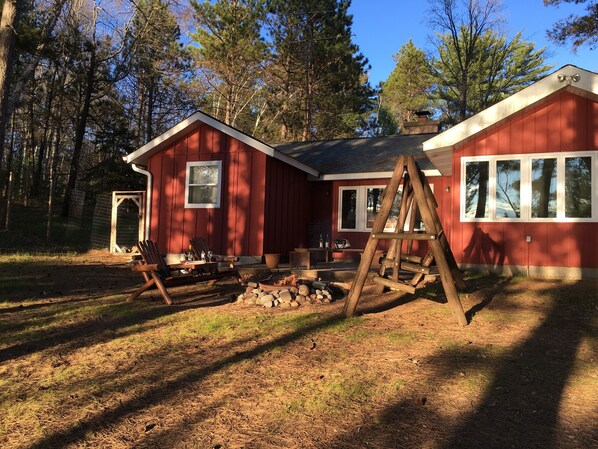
[422,65,598,176]
[125,111,319,177]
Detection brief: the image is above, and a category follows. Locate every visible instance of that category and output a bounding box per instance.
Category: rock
[290,287,298,295]
[315,289,322,295]
[236,294,245,303]
[274,299,280,306]
[279,290,293,303]
[290,301,299,307]
[262,300,274,308]
[245,297,256,305]
[258,291,267,298]
[280,301,291,308]
[247,281,258,288]
[260,294,274,305]
[309,293,317,300]
[295,295,305,304]
[316,294,324,300]
[323,297,331,304]
[245,286,254,294]
[312,281,327,290]
[298,285,310,296]
[252,288,262,295]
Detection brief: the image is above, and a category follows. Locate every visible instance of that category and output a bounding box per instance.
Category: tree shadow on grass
[325,281,596,449]
[0,282,243,364]
[27,314,346,449]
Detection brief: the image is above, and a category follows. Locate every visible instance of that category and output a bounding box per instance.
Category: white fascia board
[423,65,598,175]
[125,111,319,176]
[124,112,203,165]
[318,169,442,181]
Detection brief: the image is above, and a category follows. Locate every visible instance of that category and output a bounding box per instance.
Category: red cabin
[126,65,598,278]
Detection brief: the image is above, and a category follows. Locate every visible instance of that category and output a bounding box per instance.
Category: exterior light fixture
[557,73,581,84]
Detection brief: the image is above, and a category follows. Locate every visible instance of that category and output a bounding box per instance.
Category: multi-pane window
[461,152,596,221]
[339,185,429,232]
[185,161,222,208]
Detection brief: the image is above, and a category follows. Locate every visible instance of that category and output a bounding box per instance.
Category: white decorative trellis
[110,191,146,253]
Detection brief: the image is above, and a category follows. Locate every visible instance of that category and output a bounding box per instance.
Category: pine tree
[263,0,372,141]
[190,0,267,128]
[428,0,552,124]
[379,39,433,132]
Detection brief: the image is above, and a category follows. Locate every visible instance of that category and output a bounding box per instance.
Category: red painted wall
[450,91,598,269]
[263,157,311,256]
[147,123,268,255]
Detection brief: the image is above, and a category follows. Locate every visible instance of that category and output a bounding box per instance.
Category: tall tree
[0,0,24,168]
[189,0,267,128]
[428,0,551,124]
[126,0,191,145]
[544,0,598,50]
[379,39,433,132]
[264,0,371,141]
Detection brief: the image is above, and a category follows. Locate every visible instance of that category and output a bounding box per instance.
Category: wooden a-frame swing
[342,155,468,326]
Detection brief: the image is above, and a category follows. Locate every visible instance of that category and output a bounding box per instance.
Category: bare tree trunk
[146,78,155,141]
[0,0,22,168]
[62,39,96,218]
[33,68,57,196]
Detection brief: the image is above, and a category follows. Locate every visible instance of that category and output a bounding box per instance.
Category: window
[185,161,222,208]
[338,184,431,232]
[340,188,357,229]
[461,151,597,222]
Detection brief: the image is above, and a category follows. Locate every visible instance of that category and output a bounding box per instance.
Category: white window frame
[338,184,433,232]
[461,151,598,222]
[185,160,222,209]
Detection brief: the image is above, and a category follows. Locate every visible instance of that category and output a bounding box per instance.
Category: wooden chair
[190,237,240,269]
[126,240,240,305]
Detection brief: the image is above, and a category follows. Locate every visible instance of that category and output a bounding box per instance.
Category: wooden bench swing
[343,155,468,326]
[127,239,242,305]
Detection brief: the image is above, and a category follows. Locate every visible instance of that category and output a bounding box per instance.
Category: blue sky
[348,0,597,87]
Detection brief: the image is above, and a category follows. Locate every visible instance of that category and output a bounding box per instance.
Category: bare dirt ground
[0,250,597,449]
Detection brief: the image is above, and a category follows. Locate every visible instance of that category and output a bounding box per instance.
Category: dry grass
[0,250,597,448]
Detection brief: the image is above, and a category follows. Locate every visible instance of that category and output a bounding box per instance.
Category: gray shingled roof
[273,134,436,175]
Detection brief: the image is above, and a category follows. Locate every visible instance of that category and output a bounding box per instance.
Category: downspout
[131,163,152,240]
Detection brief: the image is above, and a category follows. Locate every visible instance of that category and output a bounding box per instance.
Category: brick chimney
[402,111,440,135]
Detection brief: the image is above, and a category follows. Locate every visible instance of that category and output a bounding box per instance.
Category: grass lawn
[0,251,597,448]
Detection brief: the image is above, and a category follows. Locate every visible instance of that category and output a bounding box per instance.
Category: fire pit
[237,275,345,308]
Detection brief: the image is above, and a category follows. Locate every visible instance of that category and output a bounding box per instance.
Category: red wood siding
[450,91,598,269]
[147,123,267,255]
[263,157,311,256]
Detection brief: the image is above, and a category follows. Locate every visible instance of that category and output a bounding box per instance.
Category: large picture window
[338,184,431,232]
[461,151,597,222]
[185,161,222,208]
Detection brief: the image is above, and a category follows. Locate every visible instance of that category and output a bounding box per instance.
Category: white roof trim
[125,111,319,176]
[318,169,442,181]
[423,65,598,175]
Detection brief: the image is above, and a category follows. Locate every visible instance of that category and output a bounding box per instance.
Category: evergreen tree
[263,0,372,141]
[379,39,433,132]
[428,0,552,124]
[125,0,191,145]
[189,0,267,128]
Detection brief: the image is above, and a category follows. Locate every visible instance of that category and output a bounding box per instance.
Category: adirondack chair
[190,237,240,269]
[126,240,239,305]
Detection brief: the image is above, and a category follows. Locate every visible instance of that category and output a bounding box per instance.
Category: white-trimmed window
[461,151,597,222]
[185,160,222,208]
[338,184,431,232]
